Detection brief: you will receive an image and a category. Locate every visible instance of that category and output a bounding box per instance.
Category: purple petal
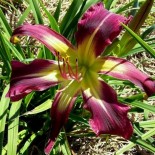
[10,24,76,58]
[76,2,131,61]
[94,56,155,97]
[6,59,64,101]
[82,79,133,139]
[44,81,80,154]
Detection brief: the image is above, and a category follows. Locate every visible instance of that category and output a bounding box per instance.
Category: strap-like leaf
[23,99,52,115]
[122,24,155,58]
[116,0,154,56]
[116,128,155,154]
[0,85,10,155]
[29,0,44,24]
[7,100,22,155]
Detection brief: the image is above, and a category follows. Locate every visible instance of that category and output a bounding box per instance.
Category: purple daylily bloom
[6,2,155,154]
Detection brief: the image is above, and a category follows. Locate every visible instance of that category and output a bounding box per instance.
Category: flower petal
[6,59,64,101]
[93,56,155,96]
[76,2,130,64]
[10,24,76,58]
[82,78,133,139]
[44,80,81,154]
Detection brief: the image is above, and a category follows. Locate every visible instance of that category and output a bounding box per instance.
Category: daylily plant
[7,2,155,154]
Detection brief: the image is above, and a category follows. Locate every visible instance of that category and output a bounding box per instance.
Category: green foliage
[0,0,155,154]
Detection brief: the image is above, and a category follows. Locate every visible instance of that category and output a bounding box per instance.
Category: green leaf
[115,128,155,154]
[17,130,28,145]
[29,0,43,24]
[112,1,134,13]
[70,113,89,126]
[18,132,39,155]
[60,0,83,34]
[129,101,155,113]
[81,0,100,15]
[121,24,155,58]
[0,8,12,36]
[60,129,72,155]
[121,43,155,57]
[127,0,154,33]
[23,99,52,115]
[38,0,60,32]
[24,92,35,108]
[53,0,62,22]
[0,85,10,155]
[130,0,139,16]
[103,0,113,10]
[7,100,22,155]
[63,0,87,40]
[133,138,155,153]
[0,33,11,74]
[133,124,154,143]
[62,0,100,40]
[116,0,154,56]
[139,120,155,128]
[141,24,155,39]
[16,5,31,27]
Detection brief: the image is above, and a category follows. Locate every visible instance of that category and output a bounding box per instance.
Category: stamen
[75,58,78,79]
[57,52,66,79]
[62,58,68,79]
[66,58,76,79]
[57,52,80,81]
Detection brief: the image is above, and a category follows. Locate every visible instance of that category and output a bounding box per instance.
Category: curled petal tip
[44,139,55,155]
[10,36,20,44]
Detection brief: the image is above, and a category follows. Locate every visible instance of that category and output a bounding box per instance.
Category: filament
[57,52,66,79]
[57,52,79,80]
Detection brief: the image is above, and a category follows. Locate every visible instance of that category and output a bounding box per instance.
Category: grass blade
[117,0,154,56]
[122,23,155,58]
[29,0,43,24]
[60,0,83,34]
[7,100,22,155]
[18,132,37,155]
[0,8,12,36]
[38,0,60,32]
[116,128,155,154]
[0,33,11,74]
[139,120,155,128]
[23,99,52,115]
[104,0,115,10]
[0,85,10,155]
[53,0,62,22]
[16,5,31,27]
[63,0,87,40]
[129,101,155,113]
[122,43,155,57]
[81,0,100,16]
[141,24,155,39]
[60,129,72,155]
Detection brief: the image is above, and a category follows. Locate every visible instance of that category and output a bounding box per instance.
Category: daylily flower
[7,2,155,154]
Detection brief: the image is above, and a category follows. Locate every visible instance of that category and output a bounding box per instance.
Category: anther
[67,62,75,79]
[57,52,80,81]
